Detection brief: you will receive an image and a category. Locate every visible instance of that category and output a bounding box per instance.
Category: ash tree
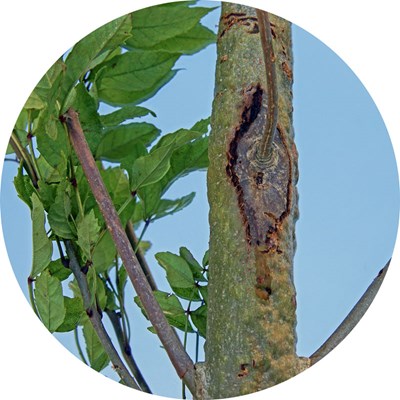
[6,1,388,399]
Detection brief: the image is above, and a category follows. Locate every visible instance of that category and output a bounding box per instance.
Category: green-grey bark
[205,4,307,398]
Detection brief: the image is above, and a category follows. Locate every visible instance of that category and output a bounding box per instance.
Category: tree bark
[205,4,307,398]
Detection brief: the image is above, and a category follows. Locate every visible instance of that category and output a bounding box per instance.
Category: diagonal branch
[125,220,158,291]
[64,240,140,389]
[106,309,152,393]
[62,108,196,395]
[309,260,390,365]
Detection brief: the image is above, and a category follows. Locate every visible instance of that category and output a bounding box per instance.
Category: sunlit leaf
[155,252,194,289]
[179,246,207,282]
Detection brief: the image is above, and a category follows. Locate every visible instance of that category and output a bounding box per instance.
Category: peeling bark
[205,3,304,398]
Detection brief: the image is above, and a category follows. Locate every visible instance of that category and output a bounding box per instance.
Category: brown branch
[64,240,140,389]
[125,221,158,291]
[309,260,390,365]
[106,309,152,393]
[62,108,196,395]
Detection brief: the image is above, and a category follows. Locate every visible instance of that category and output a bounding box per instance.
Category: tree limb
[62,108,196,395]
[125,221,158,291]
[106,309,152,393]
[64,240,140,389]
[309,259,390,365]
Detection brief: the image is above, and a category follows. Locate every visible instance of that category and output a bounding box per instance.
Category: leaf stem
[63,108,196,394]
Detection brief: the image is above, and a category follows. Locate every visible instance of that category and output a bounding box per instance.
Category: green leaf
[56,296,84,332]
[134,290,194,333]
[96,123,158,162]
[92,232,116,274]
[13,164,34,209]
[47,180,75,239]
[202,249,209,267]
[105,286,118,311]
[126,2,215,50]
[34,269,65,332]
[24,60,65,114]
[96,49,180,106]
[191,304,207,338]
[36,121,69,169]
[152,128,204,151]
[76,210,101,261]
[128,144,174,191]
[144,24,216,55]
[199,285,208,304]
[155,252,194,289]
[82,318,110,371]
[159,135,209,194]
[61,14,133,107]
[37,155,67,184]
[100,105,156,127]
[86,271,107,311]
[179,246,207,282]
[37,180,57,211]
[48,259,72,281]
[30,193,53,278]
[101,167,131,207]
[173,286,202,302]
[191,117,211,134]
[152,192,195,221]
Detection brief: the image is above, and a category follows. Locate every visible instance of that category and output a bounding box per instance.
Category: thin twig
[255,9,278,160]
[106,310,152,393]
[62,108,196,395]
[310,260,390,365]
[64,240,140,390]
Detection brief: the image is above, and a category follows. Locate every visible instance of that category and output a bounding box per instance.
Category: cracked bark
[205,4,306,398]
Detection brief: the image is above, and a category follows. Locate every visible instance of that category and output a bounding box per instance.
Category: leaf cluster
[8,1,216,376]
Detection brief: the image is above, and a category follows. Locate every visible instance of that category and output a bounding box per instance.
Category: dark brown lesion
[226,86,293,300]
[219,12,259,38]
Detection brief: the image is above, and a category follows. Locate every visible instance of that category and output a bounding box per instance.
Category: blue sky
[0,1,399,400]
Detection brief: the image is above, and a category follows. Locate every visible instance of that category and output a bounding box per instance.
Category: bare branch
[106,309,152,393]
[62,108,196,394]
[64,240,140,389]
[125,221,158,291]
[310,259,390,365]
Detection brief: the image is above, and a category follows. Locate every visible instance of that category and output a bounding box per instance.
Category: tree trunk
[204,3,307,398]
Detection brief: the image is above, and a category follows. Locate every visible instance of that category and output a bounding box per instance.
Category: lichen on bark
[205,3,305,398]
